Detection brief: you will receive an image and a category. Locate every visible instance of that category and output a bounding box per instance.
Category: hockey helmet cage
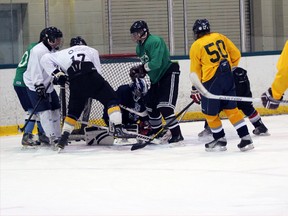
[44,26,63,43]
[130,78,149,102]
[130,20,149,34]
[70,36,87,47]
[192,19,210,35]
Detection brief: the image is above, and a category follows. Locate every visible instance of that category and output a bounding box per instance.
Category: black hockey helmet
[70,36,87,47]
[192,19,210,37]
[44,26,63,43]
[39,28,47,42]
[130,20,149,34]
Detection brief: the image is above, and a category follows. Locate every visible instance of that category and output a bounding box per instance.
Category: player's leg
[157,63,183,143]
[90,72,135,139]
[57,83,88,149]
[233,67,268,136]
[14,86,40,146]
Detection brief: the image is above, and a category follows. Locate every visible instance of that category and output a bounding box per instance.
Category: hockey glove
[52,69,67,85]
[34,83,47,98]
[129,64,147,81]
[190,86,201,104]
[261,88,282,109]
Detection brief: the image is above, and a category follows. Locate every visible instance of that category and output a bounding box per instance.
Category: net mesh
[61,54,142,138]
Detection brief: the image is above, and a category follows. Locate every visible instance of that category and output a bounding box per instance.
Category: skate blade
[205,146,227,152]
[21,145,39,150]
[239,144,254,152]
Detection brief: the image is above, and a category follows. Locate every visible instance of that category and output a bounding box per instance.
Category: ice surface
[1,115,288,216]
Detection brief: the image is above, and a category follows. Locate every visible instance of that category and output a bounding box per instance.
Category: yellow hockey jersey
[189,32,241,82]
[271,40,288,100]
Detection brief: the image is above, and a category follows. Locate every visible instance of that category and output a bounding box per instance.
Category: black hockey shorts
[201,60,237,116]
[145,62,180,111]
[67,72,118,120]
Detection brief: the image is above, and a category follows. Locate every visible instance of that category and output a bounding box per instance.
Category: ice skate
[238,135,254,152]
[198,127,212,137]
[21,133,39,149]
[253,124,269,136]
[36,132,50,145]
[205,137,227,152]
[168,132,184,144]
[56,131,70,153]
[113,124,137,139]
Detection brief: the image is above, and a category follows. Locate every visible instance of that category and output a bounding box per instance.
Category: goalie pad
[84,126,114,145]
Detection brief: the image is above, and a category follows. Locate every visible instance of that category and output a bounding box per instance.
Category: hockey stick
[130,101,194,151]
[18,82,52,132]
[119,104,148,117]
[189,72,262,103]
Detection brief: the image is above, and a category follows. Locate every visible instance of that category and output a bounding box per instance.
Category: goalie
[103,77,151,136]
[40,36,136,150]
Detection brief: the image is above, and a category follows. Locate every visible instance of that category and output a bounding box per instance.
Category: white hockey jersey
[40,45,102,76]
[23,42,56,93]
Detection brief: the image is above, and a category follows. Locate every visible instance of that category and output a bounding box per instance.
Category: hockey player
[189,19,254,152]
[23,27,63,145]
[261,40,288,109]
[129,20,183,143]
[13,28,49,147]
[40,36,135,150]
[198,67,268,137]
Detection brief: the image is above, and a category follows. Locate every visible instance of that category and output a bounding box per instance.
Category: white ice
[1,115,288,216]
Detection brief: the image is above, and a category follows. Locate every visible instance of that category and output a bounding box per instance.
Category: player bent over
[40,36,134,151]
[198,67,268,137]
[189,19,254,152]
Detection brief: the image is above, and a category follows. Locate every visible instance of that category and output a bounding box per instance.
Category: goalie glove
[261,88,282,110]
[52,69,67,85]
[129,64,147,81]
[190,86,201,104]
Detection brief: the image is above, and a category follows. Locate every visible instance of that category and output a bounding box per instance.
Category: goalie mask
[70,36,87,47]
[192,19,210,40]
[130,20,149,42]
[130,78,148,102]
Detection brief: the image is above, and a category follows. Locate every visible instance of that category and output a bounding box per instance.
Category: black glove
[34,84,46,98]
[261,88,282,109]
[52,69,67,85]
[190,86,201,104]
[129,64,147,81]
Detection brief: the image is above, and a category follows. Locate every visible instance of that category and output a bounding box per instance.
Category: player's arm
[271,41,288,100]
[40,53,66,85]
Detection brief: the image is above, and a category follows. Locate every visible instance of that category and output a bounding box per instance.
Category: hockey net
[60,53,141,140]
